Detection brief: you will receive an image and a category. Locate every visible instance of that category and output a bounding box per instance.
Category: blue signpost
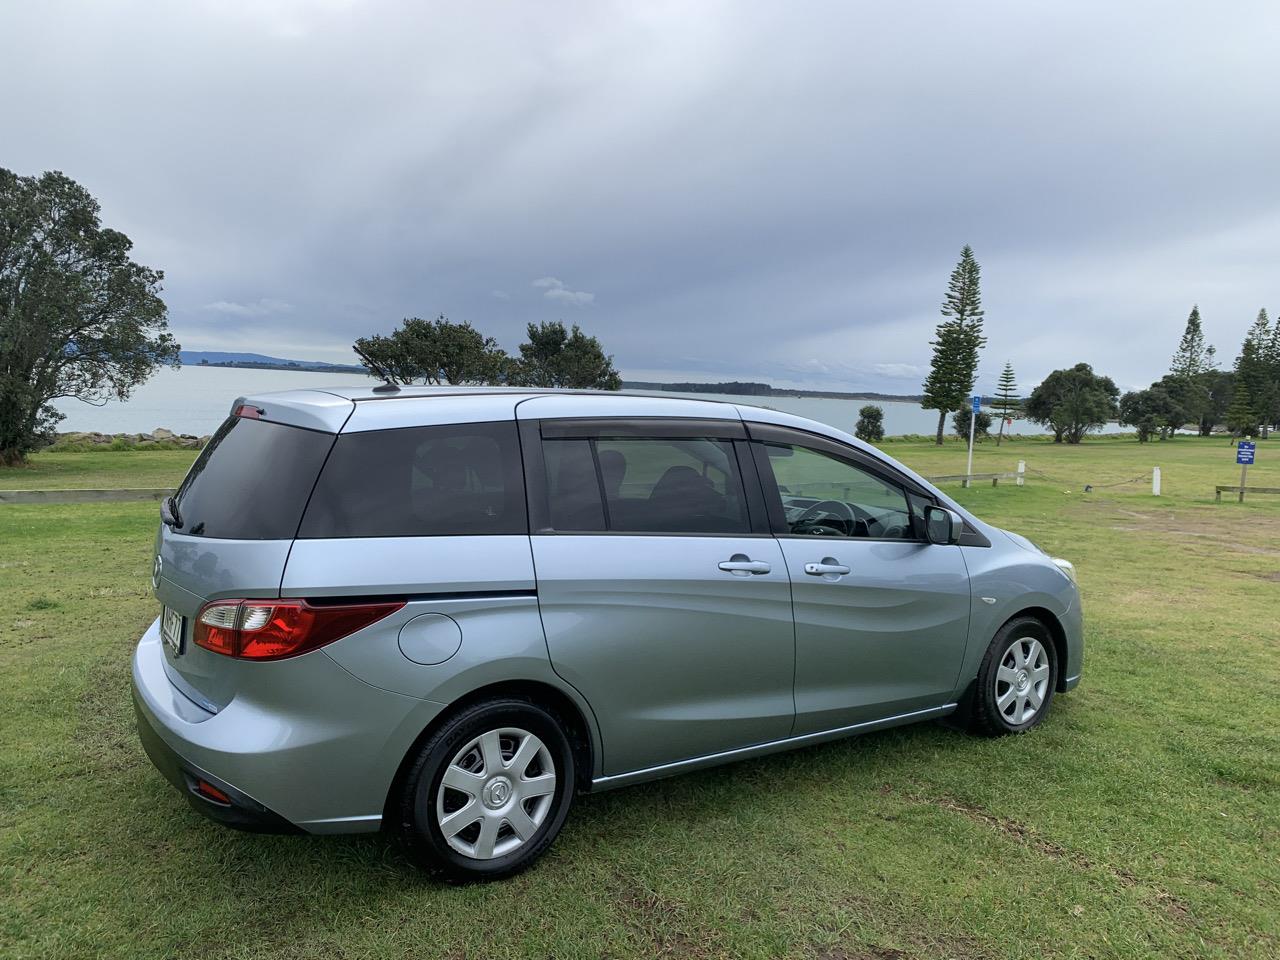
[1236,440,1256,502]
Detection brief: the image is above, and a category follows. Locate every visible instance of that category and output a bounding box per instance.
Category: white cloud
[202,298,295,317]
[873,362,925,379]
[532,276,595,306]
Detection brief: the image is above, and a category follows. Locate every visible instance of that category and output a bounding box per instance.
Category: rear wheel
[393,698,575,882]
[969,617,1057,736]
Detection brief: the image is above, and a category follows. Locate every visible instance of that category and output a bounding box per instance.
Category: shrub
[952,407,992,439]
[854,405,884,443]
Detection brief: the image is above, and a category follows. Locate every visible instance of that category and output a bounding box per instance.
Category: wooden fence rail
[925,471,1022,488]
[1215,485,1280,503]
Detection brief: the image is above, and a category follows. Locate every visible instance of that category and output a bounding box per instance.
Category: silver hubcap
[995,637,1050,725]
[435,727,556,860]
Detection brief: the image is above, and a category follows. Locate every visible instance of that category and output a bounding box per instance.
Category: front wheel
[393,698,576,882]
[968,617,1058,736]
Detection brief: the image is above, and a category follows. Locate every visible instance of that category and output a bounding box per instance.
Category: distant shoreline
[621,380,924,403]
[185,362,923,403]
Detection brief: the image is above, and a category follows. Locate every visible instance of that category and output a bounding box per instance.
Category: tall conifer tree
[1236,309,1273,435]
[992,361,1020,446]
[1165,305,1215,427]
[921,245,986,444]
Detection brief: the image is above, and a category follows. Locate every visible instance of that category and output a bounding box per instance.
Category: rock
[153,428,176,440]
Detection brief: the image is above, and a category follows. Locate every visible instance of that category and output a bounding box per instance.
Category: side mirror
[924,505,963,545]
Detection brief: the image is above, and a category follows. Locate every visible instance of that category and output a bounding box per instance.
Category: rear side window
[172,417,334,540]
[299,421,526,538]
[541,435,750,534]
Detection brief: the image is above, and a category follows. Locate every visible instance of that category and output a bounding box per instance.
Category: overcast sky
[3,1,1278,394]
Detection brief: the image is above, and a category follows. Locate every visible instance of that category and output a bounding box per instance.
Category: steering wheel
[794,499,859,536]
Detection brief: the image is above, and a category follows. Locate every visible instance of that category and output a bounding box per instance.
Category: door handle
[804,558,850,577]
[718,554,771,576]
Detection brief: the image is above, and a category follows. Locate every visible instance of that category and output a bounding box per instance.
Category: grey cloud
[2,1,1277,388]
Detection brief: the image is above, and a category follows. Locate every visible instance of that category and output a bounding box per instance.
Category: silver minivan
[133,386,1082,881]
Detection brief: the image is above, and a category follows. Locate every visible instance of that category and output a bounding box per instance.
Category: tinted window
[299,421,526,538]
[172,416,334,540]
[763,442,916,539]
[543,439,606,531]
[542,435,749,534]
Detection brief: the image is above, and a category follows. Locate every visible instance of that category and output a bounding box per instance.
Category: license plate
[161,606,184,655]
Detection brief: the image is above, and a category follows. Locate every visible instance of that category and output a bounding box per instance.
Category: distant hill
[180,351,365,373]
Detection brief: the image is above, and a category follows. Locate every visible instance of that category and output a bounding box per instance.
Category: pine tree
[921,245,986,444]
[1170,305,1213,379]
[1166,305,1215,428]
[1225,382,1259,437]
[1235,309,1272,436]
[1253,308,1278,433]
[992,361,1019,446]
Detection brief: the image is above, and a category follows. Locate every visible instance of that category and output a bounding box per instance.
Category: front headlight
[1051,558,1076,584]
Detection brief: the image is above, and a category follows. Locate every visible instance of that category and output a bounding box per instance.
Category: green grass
[0,449,197,490]
[2,436,1278,959]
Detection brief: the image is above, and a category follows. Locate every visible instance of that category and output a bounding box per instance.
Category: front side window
[542,435,749,535]
[762,442,916,539]
[299,421,526,538]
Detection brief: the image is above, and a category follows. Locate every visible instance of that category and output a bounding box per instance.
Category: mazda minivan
[133,386,1082,881]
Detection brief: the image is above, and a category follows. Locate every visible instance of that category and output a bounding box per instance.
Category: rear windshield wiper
[161,495,182,529]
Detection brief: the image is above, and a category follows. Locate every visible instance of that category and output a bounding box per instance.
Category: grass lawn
[1,435,1277,959]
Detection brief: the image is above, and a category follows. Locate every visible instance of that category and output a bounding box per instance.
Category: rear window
[298,421,526,538]
[172,417,334,540]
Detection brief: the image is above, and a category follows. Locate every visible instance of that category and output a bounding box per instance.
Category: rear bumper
[131,618,444,834]
[133,692,299,833]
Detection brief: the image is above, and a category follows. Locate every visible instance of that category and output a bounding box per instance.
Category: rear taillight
[193,599,404,660]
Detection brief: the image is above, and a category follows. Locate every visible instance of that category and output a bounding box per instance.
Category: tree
[510,321,621,389]
[1224,382,1260,437]
[1235,309,1273,437]
[992,361,1019,445]
[921,245,986,444]
[0,169,178,464]
[951,407,992,440]
[1164,305,1215,427]
[1023,363,1120,443]
[1196,369,1235,436]
[1267,311,1280,429]
[353,315,507,385]
[1118,385,1188,442]
[854,404,884,443]
[1228,312,1269,435]
[1170,304,1213,379]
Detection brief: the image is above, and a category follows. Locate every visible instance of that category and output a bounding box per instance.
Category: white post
[1152,466,1161,496]
[964,398,977,488]
[1017,460,1025,487]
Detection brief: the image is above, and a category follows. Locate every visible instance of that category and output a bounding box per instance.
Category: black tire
[968,616,1058,736]
[393,697,576,883]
